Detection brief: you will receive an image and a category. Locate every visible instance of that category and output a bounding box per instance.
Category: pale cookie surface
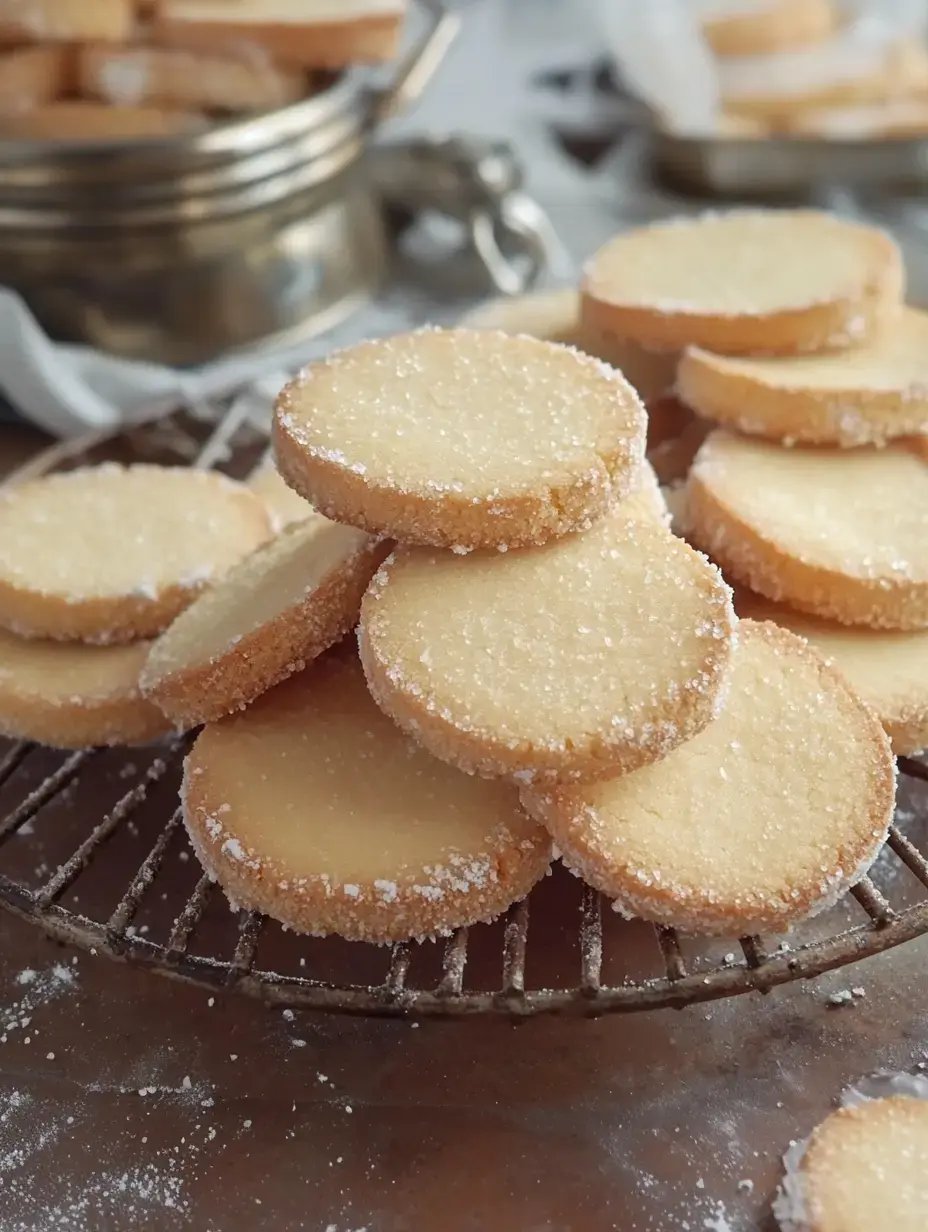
[182,651,551,943]
[700,0,837,58]
[247,458,319,530]
[358,503,734,784]
[458,288,580,345]
[156,0,405,68]
[0,465,271,644]
[580,210,903,356]
[0,46,72,115]
[738,590,928,754]
[0,0,132,42]
[787,1097,928,1232]
[77,44,306,113]
[274,328,646,550]
[678,307,928,446]
[687,430,928,629]
[0,627,170,749]
[0,103,204,142]
[522,621,895,935]
[788,98,928,139]
[142,519,389,728]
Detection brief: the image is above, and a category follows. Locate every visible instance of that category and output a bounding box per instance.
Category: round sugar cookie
[0,464,272,644]
[247,458,318,530]
[788,98,928,140]
[781,1097,928,1232]
[522,621,895,935]
[273,327,646,551]
[0,627,170,749]
[580,211,903,357]
[700,0,837,59]
[737,589,928,754]
[458,287,580,343]
[182,651,551,943]
[687,430,928,630]
[142,519,389,729]
[358,503,735,785]
[678,307,928,446]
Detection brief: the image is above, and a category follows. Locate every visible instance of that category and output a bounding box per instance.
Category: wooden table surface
[1,424,927,1232]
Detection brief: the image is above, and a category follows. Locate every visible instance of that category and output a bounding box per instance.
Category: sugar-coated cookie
[0,0,132,43]
[721,35,928,123]
[0,46,73,115]
[156,0,406,68]
[182,650,551,943]
[77,43,306,113]
[678,307,928,446]
[737,590,928,754]
[700,0,837,59]
[0,464,272,644]
[142,519,389,728]
[788,98,928,139]
[581,211,903,356]
[274,327,646,551]
[359,502,734,784]
[458,288,580,345]
[779,1097,928,1232]
[0,102,204,142]
[687,431,928,630]
[0,626,170,749]
[247,458,319,531]
[523,621,895,935]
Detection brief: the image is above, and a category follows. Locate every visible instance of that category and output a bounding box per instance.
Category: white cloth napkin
[0,286,349,439]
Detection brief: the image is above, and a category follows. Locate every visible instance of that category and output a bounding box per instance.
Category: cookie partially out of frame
[0,626,170,749]
[358,501,734,785]
[687,431,928,630]
[523,621,895,936]
[142,518,388,729]
[677,307,928,446]
[778,1096,928,1232]
[182,650,551,943]
[581,210,903,356]
[274,327,646,551]
[737,589,928,755]
[0,464,272,644]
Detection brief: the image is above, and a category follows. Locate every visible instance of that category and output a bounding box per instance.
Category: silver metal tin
[652,129,928,199]
[0,1,460,366]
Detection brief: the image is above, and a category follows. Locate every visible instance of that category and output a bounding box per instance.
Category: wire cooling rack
[2,400,928,1019]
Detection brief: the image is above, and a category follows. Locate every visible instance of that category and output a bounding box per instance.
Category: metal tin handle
[371,134,574,295]
[370,0,462,126]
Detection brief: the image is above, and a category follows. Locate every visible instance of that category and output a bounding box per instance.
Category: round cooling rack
[2,403,928,1020]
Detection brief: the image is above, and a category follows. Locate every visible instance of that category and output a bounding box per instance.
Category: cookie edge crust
[522,622,896,936]
[579,222,903,356]
[141,537,391,729]
[357,535,737,784]
[0,470,272,643]
[797,1098,928,1232]
[702,0,838,59]
[0,680,172,749]
[677,345,928,447]
[686,456,928,631]
[272,346,648,550]
[181,750,553,944]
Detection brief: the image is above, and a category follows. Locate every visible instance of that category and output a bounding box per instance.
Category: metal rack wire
[2,401,928,1019]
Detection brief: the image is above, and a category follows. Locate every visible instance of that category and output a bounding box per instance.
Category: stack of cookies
[0,206,906,949]
[175,224,900,945]
[0,0,405,142]
[695,0,928,140]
